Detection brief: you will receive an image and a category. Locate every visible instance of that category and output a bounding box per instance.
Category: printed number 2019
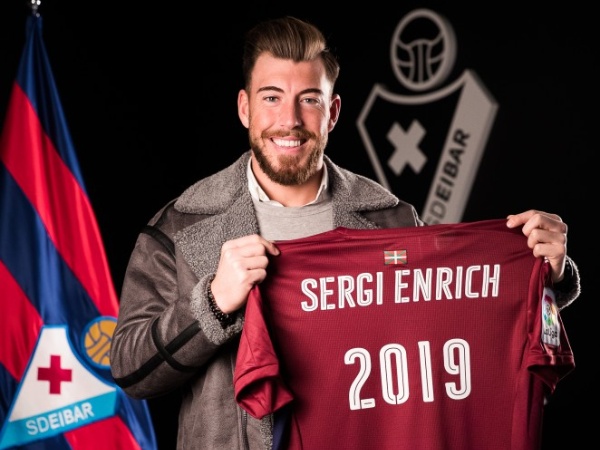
[344,339,471,410]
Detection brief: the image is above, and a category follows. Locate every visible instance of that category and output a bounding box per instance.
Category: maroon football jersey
[234,219,575,450]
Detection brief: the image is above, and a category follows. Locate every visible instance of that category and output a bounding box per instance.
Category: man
[110,16,580,450]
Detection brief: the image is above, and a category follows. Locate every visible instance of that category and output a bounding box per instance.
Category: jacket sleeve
[109,205,243,399]
[552,256,581,310]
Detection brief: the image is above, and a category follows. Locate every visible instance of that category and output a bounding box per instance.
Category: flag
[0,12,157,450]
[383,250,407,265]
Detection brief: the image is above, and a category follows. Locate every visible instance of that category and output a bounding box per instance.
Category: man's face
[238,53,340,186]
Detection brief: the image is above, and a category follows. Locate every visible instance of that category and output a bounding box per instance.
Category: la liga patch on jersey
[541,287,561,348]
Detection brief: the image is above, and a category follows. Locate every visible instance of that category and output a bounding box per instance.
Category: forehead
[250,53,332,94]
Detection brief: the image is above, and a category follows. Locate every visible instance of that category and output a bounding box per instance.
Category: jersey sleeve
[525,260,575,391]
[233,286,294,419]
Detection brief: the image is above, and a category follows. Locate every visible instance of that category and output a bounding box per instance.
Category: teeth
[273,139,301,147]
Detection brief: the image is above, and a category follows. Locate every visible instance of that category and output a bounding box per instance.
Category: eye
[301,97,320,105]
[264,96,279,103]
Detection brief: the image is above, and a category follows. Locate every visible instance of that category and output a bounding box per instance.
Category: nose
[279,100,302,129]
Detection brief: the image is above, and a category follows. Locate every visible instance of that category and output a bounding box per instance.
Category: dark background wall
[1,1,594,448]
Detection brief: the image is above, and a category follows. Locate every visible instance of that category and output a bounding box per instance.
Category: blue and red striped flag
[0,12,157,450]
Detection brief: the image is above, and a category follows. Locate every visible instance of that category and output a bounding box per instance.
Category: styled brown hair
[242,16,340,90]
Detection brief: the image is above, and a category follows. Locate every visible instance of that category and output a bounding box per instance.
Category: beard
[250,129,327,186]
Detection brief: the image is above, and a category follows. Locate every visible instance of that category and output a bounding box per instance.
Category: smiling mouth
[272,138,302,147]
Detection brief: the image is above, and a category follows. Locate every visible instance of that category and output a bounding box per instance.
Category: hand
[210,234,280,314]
[506,210,568,283]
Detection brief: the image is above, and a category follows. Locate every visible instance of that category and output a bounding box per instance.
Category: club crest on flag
[0,326,118,448]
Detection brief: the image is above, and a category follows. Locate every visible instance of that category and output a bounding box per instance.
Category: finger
[507,210,563,232]
[528,236,565,257]
[222,235,280,256]
[506,210,537,228]
[527,226,566,246]
[506,209,560,227]
[521,215,567,238]
[243,255,271,271]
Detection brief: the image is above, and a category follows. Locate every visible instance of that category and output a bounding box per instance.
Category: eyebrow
[256,86,324,96]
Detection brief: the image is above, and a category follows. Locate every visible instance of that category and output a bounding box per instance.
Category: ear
[238,89,250,129]
[327,94,341,132]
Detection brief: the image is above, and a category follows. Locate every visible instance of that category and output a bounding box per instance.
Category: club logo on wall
[357,9,497,224]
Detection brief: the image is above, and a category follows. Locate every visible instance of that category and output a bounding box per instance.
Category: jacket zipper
[242,409,249,449]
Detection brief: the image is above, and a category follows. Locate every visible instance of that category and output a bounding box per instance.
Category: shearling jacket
[110,151,580,450]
